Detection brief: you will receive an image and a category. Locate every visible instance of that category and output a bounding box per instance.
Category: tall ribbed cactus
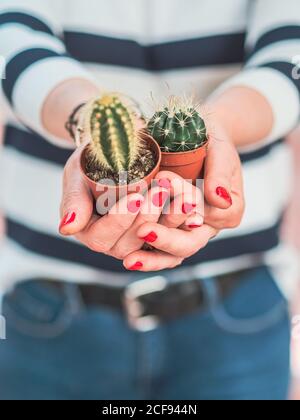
[82,94,143,172]
[148,97,208,152]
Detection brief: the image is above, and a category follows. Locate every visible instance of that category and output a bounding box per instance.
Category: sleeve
[0,0,96,143]
[211,0,300,146]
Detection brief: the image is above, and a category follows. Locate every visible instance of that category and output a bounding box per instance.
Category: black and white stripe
[64,31,246,71]
[249,25,300,56]
[5,217,282,273]
[0,11,54,35]
[3,125,284,166]
[3,49,69,103]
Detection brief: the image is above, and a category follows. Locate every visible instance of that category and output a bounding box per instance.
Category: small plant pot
[160,143,208,183]
[80,134,161,211]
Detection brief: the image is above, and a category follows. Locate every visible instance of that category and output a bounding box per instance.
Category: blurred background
[0,111,299,400]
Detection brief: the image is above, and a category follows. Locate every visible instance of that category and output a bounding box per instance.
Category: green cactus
[148,97,208,153]
[82,94,143,173]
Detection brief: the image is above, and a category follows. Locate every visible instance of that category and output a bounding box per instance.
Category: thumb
[59,147,94,236]
[204,137,235,210]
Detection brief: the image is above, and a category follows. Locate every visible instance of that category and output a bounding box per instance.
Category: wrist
[207,86,274,148]
[65,102,87,143]
[205,104,235,147]
[42,78,99,142]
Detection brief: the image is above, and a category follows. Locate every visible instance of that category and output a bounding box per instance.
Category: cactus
[148,96,208,153]
[81,94,143,173]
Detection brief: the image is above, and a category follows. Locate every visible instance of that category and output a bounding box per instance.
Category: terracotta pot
[80,134,161,212]
[160,143,208,183]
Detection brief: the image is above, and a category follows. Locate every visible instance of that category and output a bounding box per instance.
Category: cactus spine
[148,96,208,153]
[82,94,143,173]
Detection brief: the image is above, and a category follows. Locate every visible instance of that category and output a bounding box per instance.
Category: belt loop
[0,284,14,315]
[0,292,4,316]
[200,277,220,309]
[63,283,84,315]
[0,291,5,340]
[0,286,11,340]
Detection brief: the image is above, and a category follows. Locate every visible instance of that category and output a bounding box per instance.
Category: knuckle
[216,221,228,230]
[227,215,242,229]
[204,216,225,230]
[109,250,124,260]
[113,217,132,233]
[211,218,240,230]
[86,238,110,254]
[171,258,184,269]
[229,206,244,228]
[112,247,130,260]
[185,245,202,258]
[62,188,83,208]
[227,220,239,229]
[136,213,149,225]
[165,243,179,256]
[162,215,181,228]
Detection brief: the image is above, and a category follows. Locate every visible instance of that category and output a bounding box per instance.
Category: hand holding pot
[123,129,245,272]
[59,145,173,266]
[59,145,202,267]
[59,145,145,260]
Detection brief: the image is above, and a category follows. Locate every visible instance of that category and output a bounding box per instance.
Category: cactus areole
[89,95,142,173]
[147,97,209,181]
[148,99,208,153]
[78,94,159,185]
[77,93,161,206]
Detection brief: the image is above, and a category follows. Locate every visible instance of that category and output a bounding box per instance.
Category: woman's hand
[60,121,244,272]
[59,145,180,268]
[123,128,245,272]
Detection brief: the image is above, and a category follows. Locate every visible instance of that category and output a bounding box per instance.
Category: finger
[76,193,144,254]
[140,186,171,219]
[111,186,170,259]
[204,197,244,230]
[155,171,201,199]
[183,213,204,231]
[204,137,238,209]
[60,145,94,236]
[160,192,202,228]
[155,172,204,228]
[123,250,184,272]
[137,222,217,258]
[204,163,245,229]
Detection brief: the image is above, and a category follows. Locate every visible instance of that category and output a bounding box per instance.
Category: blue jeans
[0,266,290,400]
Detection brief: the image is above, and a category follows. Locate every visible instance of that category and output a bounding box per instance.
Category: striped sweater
[0,0,300,294]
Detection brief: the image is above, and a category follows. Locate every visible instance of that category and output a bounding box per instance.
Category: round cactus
[80,94,143,173]
[148,97,208,153]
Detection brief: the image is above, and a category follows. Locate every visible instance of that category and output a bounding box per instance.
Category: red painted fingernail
[141,231,158,243]
[157,178,171,189]
[216,187,232,205]
[182,203,197,214]
[188,224,202,229]
[128,262,143,271]
[128,200,143,213]
[152,191,169,207]
[59,212,76,231]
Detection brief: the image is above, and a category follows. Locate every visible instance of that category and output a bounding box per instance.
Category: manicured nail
[157,178,171,189]
[216,187,232,205]
[59,212,76,231]
[152,191,169,207]
[141,231,158,243]
[128,262,143,271]
[128,199,143,213]
[188,224,203,229]
[182,203,197,214]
